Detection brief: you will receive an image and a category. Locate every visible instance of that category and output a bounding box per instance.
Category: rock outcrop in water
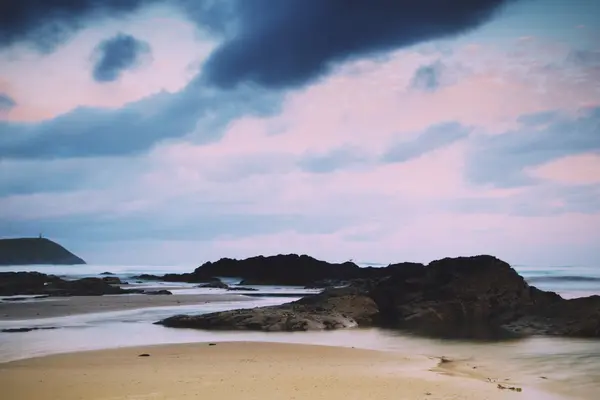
[132,254,418,285]
[1,271,134,296]
[0,238,85,266]
[157,287,379,331]
[156,255,600,338]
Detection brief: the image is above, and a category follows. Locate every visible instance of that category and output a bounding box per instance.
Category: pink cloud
[527,153,600,185]
[0,7,214,122]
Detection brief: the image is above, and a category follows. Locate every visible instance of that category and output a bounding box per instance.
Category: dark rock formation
[199,255,361,286]
[0,272,133,296]
[505,295,600,337]
[129,255,424,286]
[131,274,162,281]
[198,280,229,289]
[157,287,378,331]
[144,290,173,295]
[368,256,553,333]
[1,327,58,333]
[227,286,259,291]
[100,272,115,275]
[0,238,86,266]
[101,276,122,284]
[135,254,367,285]
[1,295,50,301]
[156,255,600,338]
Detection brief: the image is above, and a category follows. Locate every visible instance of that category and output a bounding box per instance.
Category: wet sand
[0,294,249,320]
[0,341,528,400]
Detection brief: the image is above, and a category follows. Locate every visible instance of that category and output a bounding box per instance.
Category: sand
[0,341,529,400]
[0,294,249,320]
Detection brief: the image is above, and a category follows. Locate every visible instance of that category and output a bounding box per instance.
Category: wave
[527,275,600,283]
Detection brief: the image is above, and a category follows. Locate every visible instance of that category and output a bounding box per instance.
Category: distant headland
[0,237,86,266]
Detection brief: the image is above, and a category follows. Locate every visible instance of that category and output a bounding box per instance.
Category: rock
[100,272,115,275]
[304,279,343,289]
[368,256,545,332]
[126,255,420,286]
[0,237,85,266]
[156,286,379,332]
[1,295,50,301]
[193,255,363,286]
[0,272,63,296]
[198,281,229,289]
[2,327,58,333]
[0,272,132,297]
[155,255,600,338]
[144,290,173,295]
[130,274,163,281]
[101,276,122,284]
[138,353,150,357]
[227,286,259,291]
[504,295,600,337]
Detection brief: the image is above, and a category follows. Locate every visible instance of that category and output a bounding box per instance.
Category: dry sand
[0,342,528,400]
[0,294,249,320]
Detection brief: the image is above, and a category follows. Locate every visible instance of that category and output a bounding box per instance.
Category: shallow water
[1,262,599,399]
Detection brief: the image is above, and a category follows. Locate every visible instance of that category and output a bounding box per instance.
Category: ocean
[1,262,599,399]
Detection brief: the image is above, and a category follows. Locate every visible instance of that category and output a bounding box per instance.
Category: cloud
[0,93,16,111]
[202,0,515,88]
[0,0,160,51]
[527,153,600,185]
[299,146,369,174]
[92,33,152,82]
[410,61,444,92]
[382,122,471,163]
[0,82,283,159]
[467,107,600,187]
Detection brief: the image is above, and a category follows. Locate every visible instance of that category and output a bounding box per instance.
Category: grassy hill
[0,238,86,266]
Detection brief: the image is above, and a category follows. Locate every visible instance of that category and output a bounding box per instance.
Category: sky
[0,0,599,267]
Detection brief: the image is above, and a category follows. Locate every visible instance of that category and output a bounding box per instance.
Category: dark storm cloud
[0,0,517,160]
[92,33,151,82]
[0,0,160,51]
[466,107,600,188]
[0,93,16,111]
[382,122,472,163]
[2,0,515,88]
[202,0,515,88]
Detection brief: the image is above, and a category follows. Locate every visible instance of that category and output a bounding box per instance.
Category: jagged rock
[144,290,173,295]
[504,295,600,337]
[1,295,50,301]
[368,256,558,333]
[156,287,378,332]
[101,276,122,284]
[227,286,259,291]
[1,327,58,333]
[131,274,163,281]
[192,255,363,286]
[155,255,600,338]
[198,280,229,289]
[0,272,132,296]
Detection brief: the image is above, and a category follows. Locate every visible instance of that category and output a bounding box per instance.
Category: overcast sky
[0,0,599,267]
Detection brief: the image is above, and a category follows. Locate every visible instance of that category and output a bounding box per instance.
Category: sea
[1,262,599,399]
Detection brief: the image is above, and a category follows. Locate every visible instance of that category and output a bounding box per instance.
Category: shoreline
[1,341,562,400]
[0,293,250,320]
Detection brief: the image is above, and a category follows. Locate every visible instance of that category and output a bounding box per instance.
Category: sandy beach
[0,294,249,320]
[0,341,532,400]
